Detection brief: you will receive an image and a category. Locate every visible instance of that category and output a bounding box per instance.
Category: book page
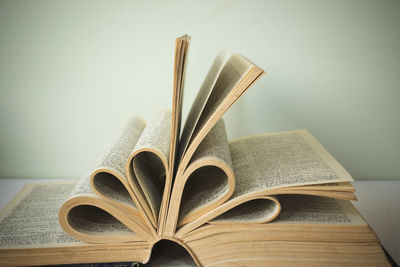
[128,109,171,224]
[95,115,146,181]
[0,183,79,248]
[165,52,264,236]
[178,119,234,224]
[71,173,95,197]
[274,194,366,225]
[81,169,137,212]
[187,54,253,149]
[177,50,230,164]
[132,109,171,161]
[67,204,134,235]
[177,53,264,175]
[174,129,355,237]
[160,35,191,234]
[90,115,146,209]
[230,129,354,198]
[170,34,190,177]
[0,183,147,267]
[189,118,232,167]
[61,156,154,242]
[209,197,279,224]
[165,119,236,231]
[60,174,151,242]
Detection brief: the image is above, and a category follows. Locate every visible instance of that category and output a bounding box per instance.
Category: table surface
[0,179,399,265]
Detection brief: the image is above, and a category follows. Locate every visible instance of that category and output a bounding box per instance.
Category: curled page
[126,109,171,230]
[175,129,355,237]
[165,52,265,236]
[0,183,150,266]
[167,119,235,230]
[59,173,153,243]
[208,196,280,225]
[177,53,264,175]
[88,115,146,222]
[177,50,230,165]
[58,115,160,243]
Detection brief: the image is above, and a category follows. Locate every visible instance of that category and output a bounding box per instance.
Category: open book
[0,183,389,266]
[0,35,389,266]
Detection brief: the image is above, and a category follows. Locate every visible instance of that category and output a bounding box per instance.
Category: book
[0,35,390,266]
[0,183,389,266]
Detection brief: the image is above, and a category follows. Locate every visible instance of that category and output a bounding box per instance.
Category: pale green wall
[0,0,399,180]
